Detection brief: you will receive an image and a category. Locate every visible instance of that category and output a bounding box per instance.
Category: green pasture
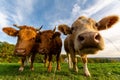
[0,63,120,80]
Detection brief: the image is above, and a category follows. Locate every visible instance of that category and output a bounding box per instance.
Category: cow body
[2,24,41,71]
[58,15,119,76]
[35,28,62,72]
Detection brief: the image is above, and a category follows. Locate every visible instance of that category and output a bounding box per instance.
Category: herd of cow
[2,15,119,77]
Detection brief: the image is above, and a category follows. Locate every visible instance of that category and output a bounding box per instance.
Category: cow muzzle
[76,32,104,54]
[77,32,101,44]
[39,48,48,54]
[77,32,104,51]
[14,48,26,56]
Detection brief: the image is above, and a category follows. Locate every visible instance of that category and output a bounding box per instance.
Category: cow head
[2,24,42,56]
[58,15,119,54]
[36,27,61,54]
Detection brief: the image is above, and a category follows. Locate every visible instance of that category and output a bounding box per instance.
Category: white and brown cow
[58,15,119,76]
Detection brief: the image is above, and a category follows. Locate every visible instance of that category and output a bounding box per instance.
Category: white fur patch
[68,54,73,69]
[19,67,24,72]
[84,63,91,76]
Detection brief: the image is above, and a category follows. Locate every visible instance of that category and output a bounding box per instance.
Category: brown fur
[3,27,18,36]
[58,15,119,76]
[34,29,62,72]
[2,25,38,71]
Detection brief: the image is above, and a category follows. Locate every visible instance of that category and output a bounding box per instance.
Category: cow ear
[2,27,18,37]
[97,15,119,31]
[52,32,61,39]
[58,24,71,35]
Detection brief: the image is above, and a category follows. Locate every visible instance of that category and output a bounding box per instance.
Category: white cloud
[0,0,36,28]
[71,0,118,18]
[13,0,35,24]
[71,4,81,17]
[83,0,114,15]
[0,12,9,29]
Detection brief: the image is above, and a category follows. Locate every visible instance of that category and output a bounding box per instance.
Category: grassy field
[0,63,120,80]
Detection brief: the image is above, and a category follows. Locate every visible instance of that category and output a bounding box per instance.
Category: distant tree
[0,41,18,63]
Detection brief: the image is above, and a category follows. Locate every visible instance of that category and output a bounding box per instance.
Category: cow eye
[33,37,35,40]
[48,37,53,41]
[49,38,52,40]
[30,37,35,41]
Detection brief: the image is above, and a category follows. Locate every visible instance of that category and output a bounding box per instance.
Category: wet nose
[14,48,26,56]
[78,32,101,44]
[39,48,48,53]
[15,48,26,53]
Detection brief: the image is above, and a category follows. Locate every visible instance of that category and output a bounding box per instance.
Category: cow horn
[53,26,56,32]
[36,25,43,31]
[13,24,20,28]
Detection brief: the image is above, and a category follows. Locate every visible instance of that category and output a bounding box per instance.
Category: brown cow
[58,15,119,76]
[34,27,62,72]
[2,24,42,71]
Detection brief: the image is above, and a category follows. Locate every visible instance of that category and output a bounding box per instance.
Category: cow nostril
[94,33,101,43]
[78,35,85,42]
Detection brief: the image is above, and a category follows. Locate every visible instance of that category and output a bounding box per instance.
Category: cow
[58,15,119,76]
[34,27,62,72]
[2,24,42,71]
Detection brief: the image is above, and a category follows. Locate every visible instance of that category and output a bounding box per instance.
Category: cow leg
[28,55,31,63]
[24,56,30,66]
[44,54,48,67]
[30,54,36,71]
[19,57,26,71]
[67,53,73,69]
[48,54,52,72]
[71,53,78,72]
[81,55,91,77]
[56,53,61,71]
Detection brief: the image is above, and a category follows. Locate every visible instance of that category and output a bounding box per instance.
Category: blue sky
[0,0,120,57]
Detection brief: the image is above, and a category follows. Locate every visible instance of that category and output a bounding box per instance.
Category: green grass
[0,63,120,80]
